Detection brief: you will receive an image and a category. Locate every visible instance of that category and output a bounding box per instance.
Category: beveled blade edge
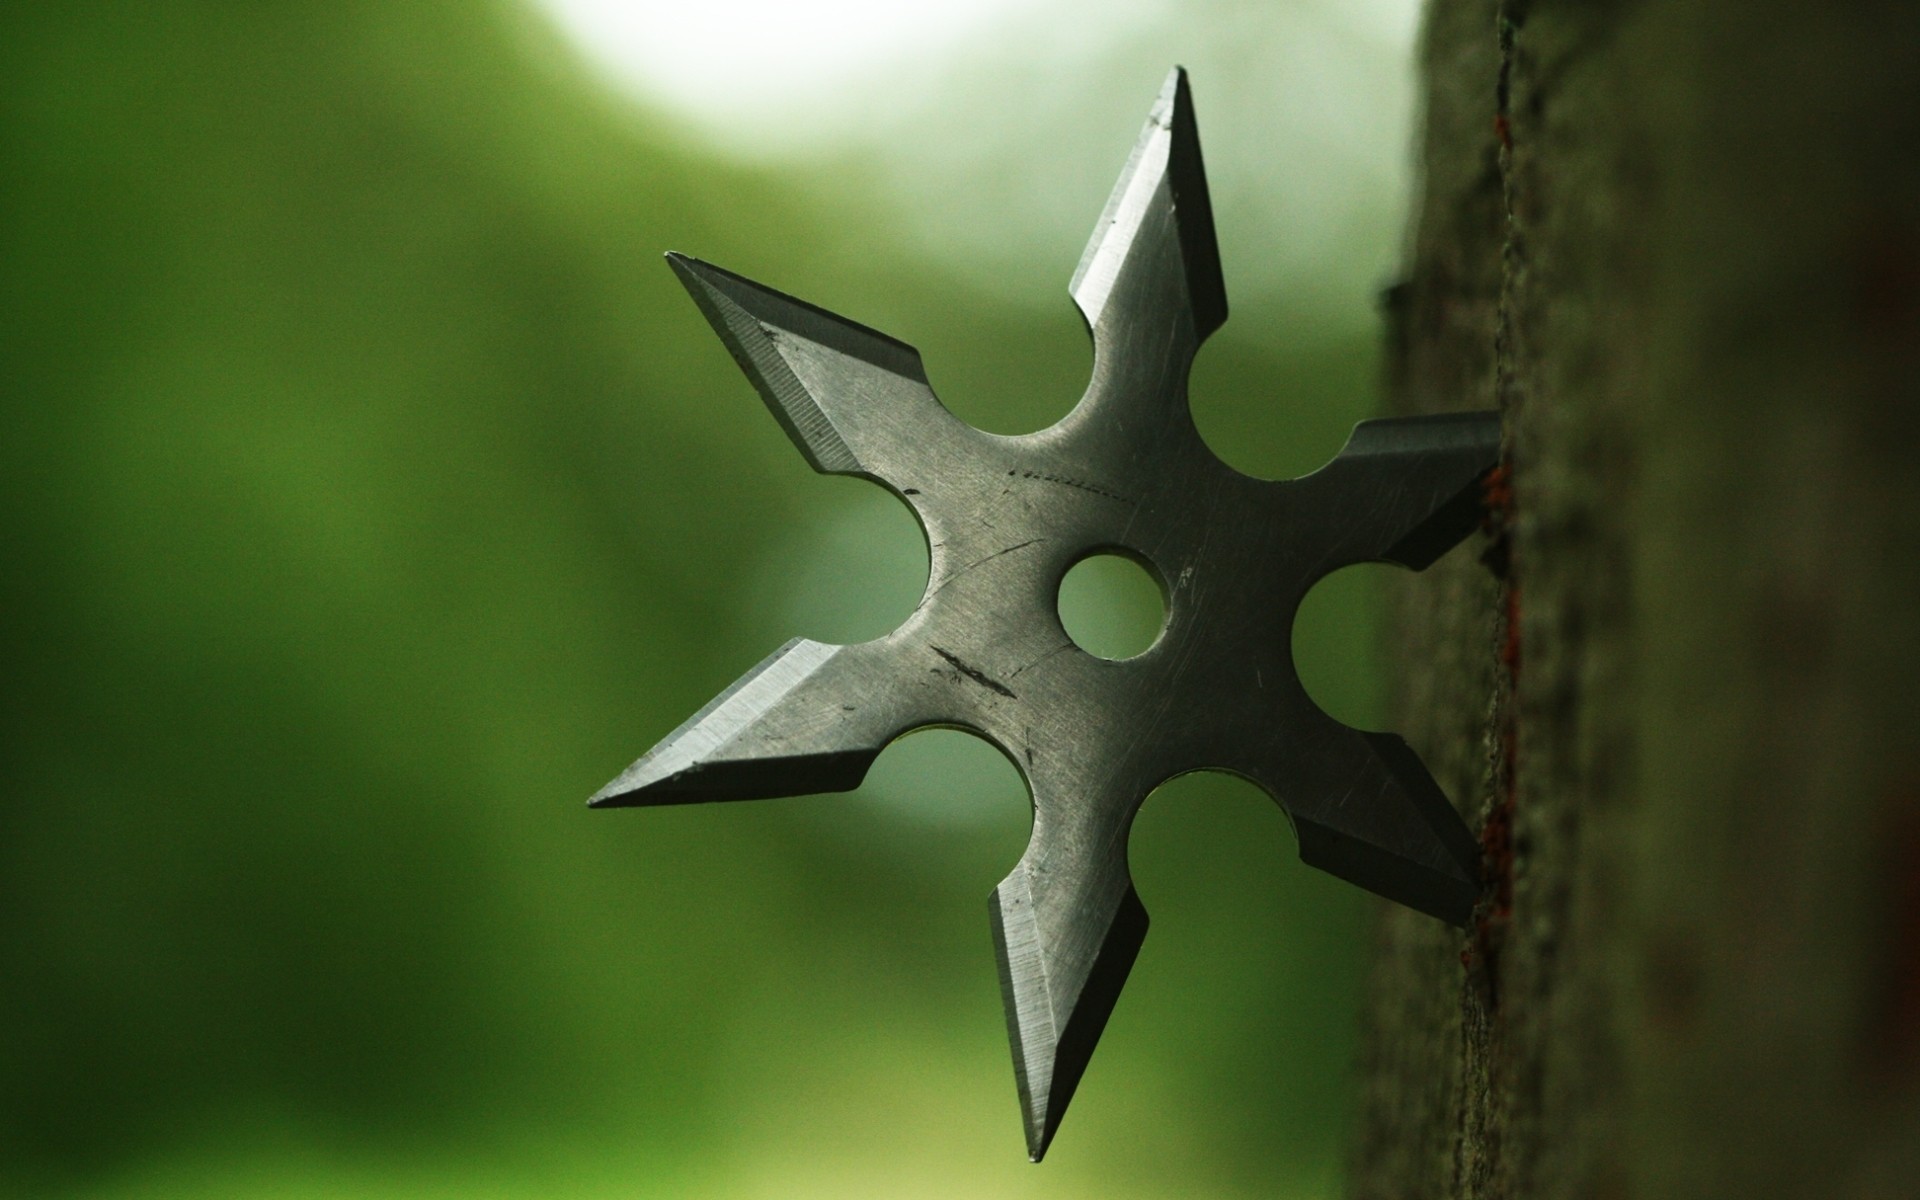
[1300,410,1502,569]
[667,253,930,474]
[1289,731,1480,926]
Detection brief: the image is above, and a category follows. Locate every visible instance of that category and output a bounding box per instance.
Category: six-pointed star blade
[591,67,1499,1161]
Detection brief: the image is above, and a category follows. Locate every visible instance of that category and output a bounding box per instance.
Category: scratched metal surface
[592,68,1499,1160]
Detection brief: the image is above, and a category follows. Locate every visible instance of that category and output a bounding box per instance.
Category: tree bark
[1350,2,1920,1197]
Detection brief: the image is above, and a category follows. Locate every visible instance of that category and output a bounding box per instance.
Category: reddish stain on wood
[1482,462,1514,517]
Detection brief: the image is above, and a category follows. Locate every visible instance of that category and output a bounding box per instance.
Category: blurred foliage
[2,2,1404,1195]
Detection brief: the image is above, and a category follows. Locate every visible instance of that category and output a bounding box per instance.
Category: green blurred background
[2,2,1426,1195]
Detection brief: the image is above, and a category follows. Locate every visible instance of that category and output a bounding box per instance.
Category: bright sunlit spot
[536,0,1036,136]
[530,0,1425,309]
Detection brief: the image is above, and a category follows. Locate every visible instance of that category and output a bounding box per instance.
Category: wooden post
[1350,2,1920,1196]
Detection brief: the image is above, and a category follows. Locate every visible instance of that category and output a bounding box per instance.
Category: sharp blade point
[1069,65,1226,343]
[991,863,1147,1162]
[587,640,892,809]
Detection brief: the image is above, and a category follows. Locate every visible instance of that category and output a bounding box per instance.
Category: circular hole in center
[1057,551,1167,660]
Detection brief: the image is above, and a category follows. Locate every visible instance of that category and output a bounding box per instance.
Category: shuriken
[591,68,1498,1160]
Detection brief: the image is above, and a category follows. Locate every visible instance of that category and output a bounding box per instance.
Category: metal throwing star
[591,68,1499,1161]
